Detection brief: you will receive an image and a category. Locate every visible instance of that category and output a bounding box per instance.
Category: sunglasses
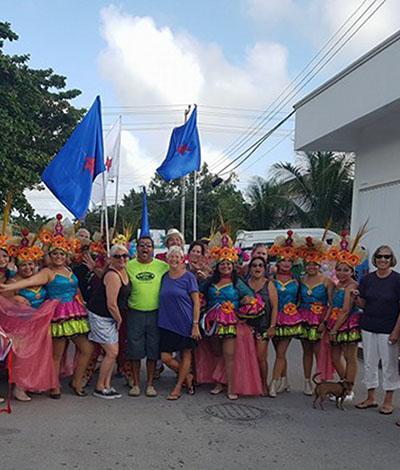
[251,263,265,268]
[138,243,153,248]
[113,254,129,260]
[375,254,391,260]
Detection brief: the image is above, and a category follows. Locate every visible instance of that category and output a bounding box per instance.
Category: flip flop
[166,393,181,401]
[379,405,394,415]
[355,401,378,409]
[396,419,400,427]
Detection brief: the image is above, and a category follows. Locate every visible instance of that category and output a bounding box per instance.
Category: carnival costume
[40,214,89,338]
[0,230,59,394]
[325,231,366,343]
[195,227,262,395]
[269,231,302,338]
[297,236,329,342]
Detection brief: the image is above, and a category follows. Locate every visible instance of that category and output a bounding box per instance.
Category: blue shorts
[127,309,159,360]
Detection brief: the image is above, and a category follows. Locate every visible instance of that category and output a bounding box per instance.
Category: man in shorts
[126,236,169,397]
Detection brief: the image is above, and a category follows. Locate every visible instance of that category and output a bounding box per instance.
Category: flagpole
[102,172,110,256]
[193,169,197,241]
[180,105,191,238]
[112,115,122,233]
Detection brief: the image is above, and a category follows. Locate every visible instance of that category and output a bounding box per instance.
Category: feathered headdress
[40,214,80,254]
[297,236,328,265]
[327,227,367,268]
[269,230,300,260]
[6,229,44,262]
[209,224,240,264]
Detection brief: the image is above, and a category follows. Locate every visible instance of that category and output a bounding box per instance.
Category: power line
[209,0,382,174]
[211,0,385,177]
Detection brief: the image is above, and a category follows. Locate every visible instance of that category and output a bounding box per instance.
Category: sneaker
[93,389,115,400]
[129,385,141,397]
[108,387,122,399]
[145,385,158,397]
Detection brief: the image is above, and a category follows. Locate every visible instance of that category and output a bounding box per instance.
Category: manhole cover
[205,403,266,421]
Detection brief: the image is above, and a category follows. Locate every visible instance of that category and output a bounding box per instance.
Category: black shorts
[159,328,197,353]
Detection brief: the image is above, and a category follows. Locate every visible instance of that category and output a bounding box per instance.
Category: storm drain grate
[205,403,266,421]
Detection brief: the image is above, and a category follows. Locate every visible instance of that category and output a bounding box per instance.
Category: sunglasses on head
[138,243,152,248]
[375,254,391,260]
[113,254,129,260]
[251,263,265,268]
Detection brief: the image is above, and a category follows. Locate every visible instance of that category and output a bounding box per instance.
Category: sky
[3,0,400,218]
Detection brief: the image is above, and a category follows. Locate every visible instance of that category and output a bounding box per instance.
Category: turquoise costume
[273,278,302,338]
[19,286,47,309]
[205,279,253,337]
[47,270,89,338]
[327,287,361,343]
[299,281,329,341]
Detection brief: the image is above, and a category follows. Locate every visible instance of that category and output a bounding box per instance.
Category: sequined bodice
[19,287,47,309]
[332,287,357,314]
[207,283,240,310]
[300,282,328,308]
[47,271,79,303]
[273,279,299,312]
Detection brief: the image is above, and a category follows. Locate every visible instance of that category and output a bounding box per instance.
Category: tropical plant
[246,177,295,229]
[272,151,354,231]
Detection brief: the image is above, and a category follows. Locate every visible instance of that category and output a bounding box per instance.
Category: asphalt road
[0,340,398,470]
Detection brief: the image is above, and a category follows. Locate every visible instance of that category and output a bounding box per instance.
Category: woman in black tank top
[87,245,131,400]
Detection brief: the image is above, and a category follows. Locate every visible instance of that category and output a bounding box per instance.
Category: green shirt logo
[135,272,155,281]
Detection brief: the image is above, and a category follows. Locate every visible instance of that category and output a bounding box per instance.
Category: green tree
[246,176,295,229]
[0,22,84,221]
[272,151,354,231]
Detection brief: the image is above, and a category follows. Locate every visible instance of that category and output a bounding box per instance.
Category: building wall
[351,115,400,261]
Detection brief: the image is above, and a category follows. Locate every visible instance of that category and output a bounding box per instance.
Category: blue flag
[41,96,105,219]
[157,105,201,181]
[140,186,150,238]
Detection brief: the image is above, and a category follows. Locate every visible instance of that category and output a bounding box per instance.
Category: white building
[294,31,400,261]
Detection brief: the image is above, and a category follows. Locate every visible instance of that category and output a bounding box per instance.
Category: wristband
[193,321,199,325]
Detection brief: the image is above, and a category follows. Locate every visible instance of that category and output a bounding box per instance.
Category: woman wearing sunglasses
[247,257,278,396]
[353,245,400,416]
[87,244,131,399]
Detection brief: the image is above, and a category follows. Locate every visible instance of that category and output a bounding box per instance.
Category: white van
[235,228,339,251]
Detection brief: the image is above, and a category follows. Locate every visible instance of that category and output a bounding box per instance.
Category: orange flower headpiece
[6,230,44,262]
[297,236,328,265]
[208,226,239,264]
[40,214,79,255]
[269,230,299,260]
[327,230,367,268]
[0,234,11,253]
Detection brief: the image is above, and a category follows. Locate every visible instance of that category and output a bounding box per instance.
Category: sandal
[186,374,195,395]
[379,404,394,415]
[210,384,224,395]
[396,418,400,427]
[167,393,181,401]
[227,393,238,400]
[355,400,378,409]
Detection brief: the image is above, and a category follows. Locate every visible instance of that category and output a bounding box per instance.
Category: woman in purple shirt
[158,246,201,400]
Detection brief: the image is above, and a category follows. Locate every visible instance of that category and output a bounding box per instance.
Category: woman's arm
[104,271,123,329]
[190,291,202,340]
[389,303,400,344]
[0,268,53,292]
[267,281,278,337]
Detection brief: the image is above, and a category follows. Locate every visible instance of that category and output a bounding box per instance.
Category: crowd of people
[0,216,400,426]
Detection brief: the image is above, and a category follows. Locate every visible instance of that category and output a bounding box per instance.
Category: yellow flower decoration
[6,245,19,258]
[72,239,82,251]
[31,246,44,260]
[52,235,66,249]
[279,246,296,260]
[210,246,220,259]
[269,245,280,256]
[18,247,31,261]
[327,247,339,261]
[348,254,361,267]
[283,302,298,316]
[338,251,350,263]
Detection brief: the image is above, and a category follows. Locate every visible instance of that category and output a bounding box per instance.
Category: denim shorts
[126,309,159,360]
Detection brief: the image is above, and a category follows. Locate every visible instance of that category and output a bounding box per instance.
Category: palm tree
[272,151,354,231]
[246,177,296,229]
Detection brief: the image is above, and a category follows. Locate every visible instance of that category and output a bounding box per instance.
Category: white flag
[91,117,121,205]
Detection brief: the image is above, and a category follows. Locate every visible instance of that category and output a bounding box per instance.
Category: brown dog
[312,373,354,410]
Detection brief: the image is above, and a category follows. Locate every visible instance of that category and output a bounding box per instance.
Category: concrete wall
[351,114,400,261]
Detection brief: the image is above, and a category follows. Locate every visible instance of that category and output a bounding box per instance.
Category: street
[0,340,398,470]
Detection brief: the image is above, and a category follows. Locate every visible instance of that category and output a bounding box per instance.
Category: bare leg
[343,343,358,384]
[256,338,268,395]
[131,360,141,386]
[331,344,346,379]
[169,350,192,398]
[161,352,180,374]
[222,337,236,397]
[71,336,94,393]
[272,338,291,380]
[52,338,67,394]
[146,359,156,387]
[301,339,314,380]
[96,343,119,391]
[273,338,287,378]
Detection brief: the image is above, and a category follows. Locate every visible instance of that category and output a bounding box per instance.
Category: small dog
[312,373,354,410]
